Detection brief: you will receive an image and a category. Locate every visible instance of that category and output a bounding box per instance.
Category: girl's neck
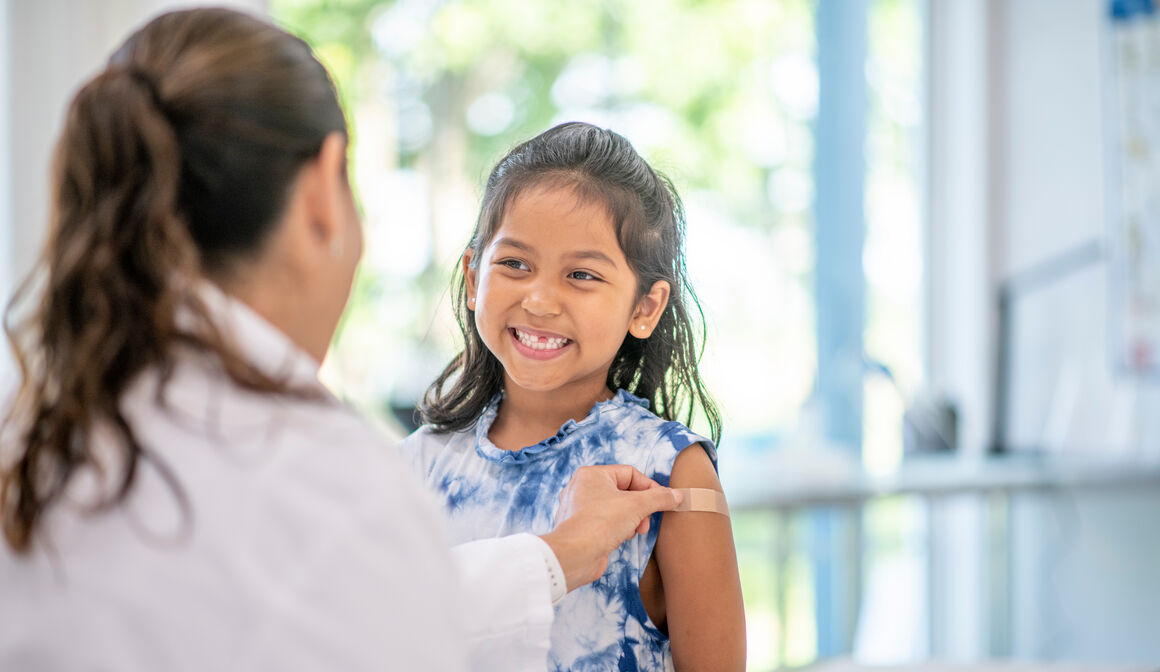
[489,380,614,451]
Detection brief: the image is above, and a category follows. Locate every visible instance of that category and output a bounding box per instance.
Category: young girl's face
[465,183,664,401]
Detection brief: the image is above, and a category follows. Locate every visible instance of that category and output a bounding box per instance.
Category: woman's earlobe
[300,133,350,251]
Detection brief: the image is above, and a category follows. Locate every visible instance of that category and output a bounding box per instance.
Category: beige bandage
[672,488,730,517]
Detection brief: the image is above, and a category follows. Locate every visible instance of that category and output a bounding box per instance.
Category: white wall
[924,0,1150,461]
[937,0,1160,663]
[1,0,267,318]
[0,2,12,313]
[998,0,1155,456]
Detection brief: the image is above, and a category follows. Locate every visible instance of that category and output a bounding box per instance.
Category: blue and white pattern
[401,389,715,672]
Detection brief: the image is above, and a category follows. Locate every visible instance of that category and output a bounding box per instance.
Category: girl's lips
[509,328,572,360]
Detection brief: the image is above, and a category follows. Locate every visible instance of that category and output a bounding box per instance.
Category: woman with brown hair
[0,8,680,670]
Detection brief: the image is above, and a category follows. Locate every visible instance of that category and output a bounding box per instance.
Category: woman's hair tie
[125,67,167,113]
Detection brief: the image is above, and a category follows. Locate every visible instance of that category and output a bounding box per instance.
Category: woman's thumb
[635,486,682,519]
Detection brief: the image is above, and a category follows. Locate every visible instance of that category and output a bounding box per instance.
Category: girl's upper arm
[654,442,746,671]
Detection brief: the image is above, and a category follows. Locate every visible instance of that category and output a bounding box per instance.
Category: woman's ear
[462,249,479,310]
[629,280,671,338]
[275,132,350,278]
[307,131,350,251]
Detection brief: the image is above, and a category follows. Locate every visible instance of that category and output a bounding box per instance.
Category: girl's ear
[462,249,479,309]
[629,280,671,338]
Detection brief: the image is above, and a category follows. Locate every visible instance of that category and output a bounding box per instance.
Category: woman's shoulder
[398,422,479,475]
[399,423,475,452]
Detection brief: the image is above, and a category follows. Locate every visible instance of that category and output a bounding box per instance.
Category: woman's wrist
[530,534,568,604]
[538,527,592,594]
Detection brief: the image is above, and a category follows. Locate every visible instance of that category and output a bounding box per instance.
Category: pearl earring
[640,325,647,331]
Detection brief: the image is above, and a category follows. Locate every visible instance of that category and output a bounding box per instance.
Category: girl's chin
[501,373,610,399]
[502,377,567,394]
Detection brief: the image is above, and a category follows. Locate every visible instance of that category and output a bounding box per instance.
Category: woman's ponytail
[2,69,197,551]
[2,8,347,553]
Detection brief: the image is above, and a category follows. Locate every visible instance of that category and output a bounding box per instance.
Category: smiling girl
[402,122,745,671]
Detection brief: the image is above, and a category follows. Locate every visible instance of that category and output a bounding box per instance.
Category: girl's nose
[521,284,562,317]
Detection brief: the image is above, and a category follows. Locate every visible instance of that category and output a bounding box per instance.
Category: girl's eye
[498,259,529,272]
[569,270,600,282]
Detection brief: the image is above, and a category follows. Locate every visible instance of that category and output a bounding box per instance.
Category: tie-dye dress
[400,389,715,672]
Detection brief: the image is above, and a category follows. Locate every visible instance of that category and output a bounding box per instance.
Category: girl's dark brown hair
[420,122,721,444]
[1,8,346,552]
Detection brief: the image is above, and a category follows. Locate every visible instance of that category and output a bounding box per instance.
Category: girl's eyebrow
[566,250,618,268]
[492,237,533,252]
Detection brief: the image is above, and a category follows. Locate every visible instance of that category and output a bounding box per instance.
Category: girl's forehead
[496,184,619,243]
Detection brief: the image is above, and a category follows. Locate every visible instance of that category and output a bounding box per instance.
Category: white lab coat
[0,287,553,671]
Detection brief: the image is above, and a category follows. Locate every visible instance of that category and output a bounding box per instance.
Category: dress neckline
[473,389,649,464]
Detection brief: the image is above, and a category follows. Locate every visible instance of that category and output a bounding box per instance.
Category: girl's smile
[510,327,573,359]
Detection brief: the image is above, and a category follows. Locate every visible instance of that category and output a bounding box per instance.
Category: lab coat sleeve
[451,533,555,671]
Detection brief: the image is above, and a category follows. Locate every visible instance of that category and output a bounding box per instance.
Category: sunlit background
[272,0,922,461]
[269,0,923,668]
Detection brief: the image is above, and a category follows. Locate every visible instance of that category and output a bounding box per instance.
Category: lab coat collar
[183,281,325,391]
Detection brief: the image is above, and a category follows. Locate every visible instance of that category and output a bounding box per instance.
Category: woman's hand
[539,465,681,591]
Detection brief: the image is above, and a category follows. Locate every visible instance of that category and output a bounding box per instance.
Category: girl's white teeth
[515,329,569,350]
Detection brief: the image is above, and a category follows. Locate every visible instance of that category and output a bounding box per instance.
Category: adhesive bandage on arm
[672,488,730,516]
